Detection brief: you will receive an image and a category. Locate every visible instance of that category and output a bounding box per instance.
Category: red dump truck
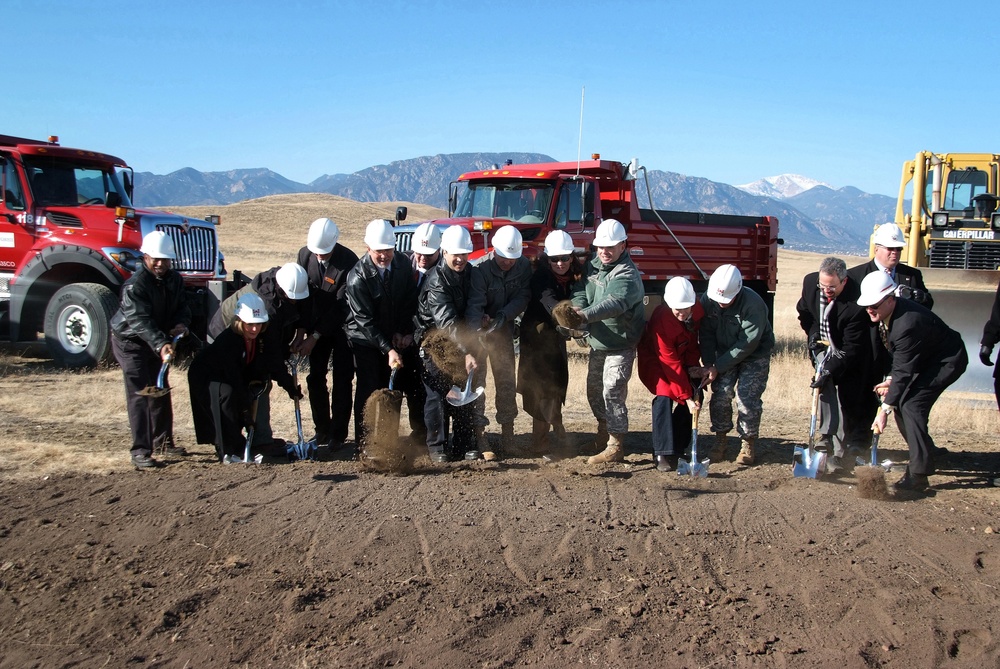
[392,155,780,314]
[0,134,230,367]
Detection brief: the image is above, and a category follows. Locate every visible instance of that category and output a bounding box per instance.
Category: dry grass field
[1,194,999,667]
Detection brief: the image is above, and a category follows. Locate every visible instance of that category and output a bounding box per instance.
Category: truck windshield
[454,181,554,222]
[23,156,132,208]
[933,168,988,213]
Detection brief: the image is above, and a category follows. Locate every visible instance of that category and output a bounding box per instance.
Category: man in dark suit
[859,271,967,491]
[847,223,933,309]
[796,257,875,470]
[979,279,1000,410]
[295,217,360,450]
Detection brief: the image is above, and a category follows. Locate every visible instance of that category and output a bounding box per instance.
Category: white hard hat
[307,217,340,254]
[440,225,473,254]
[664,276,697,309]
[872,223,905,249]
[544,230,575,257]
[411,222,442,254]
[139,231,176,259]
[235,293,269,324]
[593,219,627,247]
[364,219,396,251]
[857,271,896,307]
[491,226,523,259]
[707,264,743,305]
[275,263,309,300]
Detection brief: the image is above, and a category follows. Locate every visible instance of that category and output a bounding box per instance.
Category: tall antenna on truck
[576,86,585,177]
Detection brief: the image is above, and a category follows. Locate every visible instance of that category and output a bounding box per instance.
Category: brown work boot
[736,437,756,465]
[709,432,728,462]
[587,433,625,465]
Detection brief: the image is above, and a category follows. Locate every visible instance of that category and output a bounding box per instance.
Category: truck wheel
[43,283,118,368]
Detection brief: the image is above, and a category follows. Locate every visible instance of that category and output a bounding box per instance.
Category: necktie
[879,322,890,351]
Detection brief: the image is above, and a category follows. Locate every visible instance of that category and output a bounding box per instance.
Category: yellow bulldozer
[872,151,1000,394]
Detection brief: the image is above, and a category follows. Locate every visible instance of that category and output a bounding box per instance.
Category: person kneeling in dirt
[467,225,532,460]
[700,264,774,466]
[517,230,585,460]
[858,272,967,492]
[796,257,874,471]
[637,277,706,472]
[189,294,302,462]
[208,263,309,452]
[569,219,645,465]
[111,231,192,469]
[345,219,422,450]
[413,225,480,462]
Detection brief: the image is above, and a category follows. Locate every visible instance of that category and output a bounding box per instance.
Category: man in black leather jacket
[414,225,479,462]
[110,232,191,469]
[345,220,421,448]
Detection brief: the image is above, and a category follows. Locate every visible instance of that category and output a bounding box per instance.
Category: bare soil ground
[1,203,999,667]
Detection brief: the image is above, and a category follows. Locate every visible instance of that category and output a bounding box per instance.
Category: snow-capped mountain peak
[735,174,831,199]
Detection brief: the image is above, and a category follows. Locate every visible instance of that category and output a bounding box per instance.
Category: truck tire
[43,283,118,368]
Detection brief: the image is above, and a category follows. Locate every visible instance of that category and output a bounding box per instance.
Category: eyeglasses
[817,282,840,292]
[866,294,891,310]
[549,255,572,263]
[875,245,902,254]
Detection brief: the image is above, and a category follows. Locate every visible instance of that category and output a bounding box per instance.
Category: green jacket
[699,288,774,374]
[571,252,645,351]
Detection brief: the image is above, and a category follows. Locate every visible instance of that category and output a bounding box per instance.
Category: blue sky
[6,0,988,197]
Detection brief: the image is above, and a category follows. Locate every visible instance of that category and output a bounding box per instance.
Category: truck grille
[394,232,413,253]
[155,224,218,273]
[929,241,1000,270]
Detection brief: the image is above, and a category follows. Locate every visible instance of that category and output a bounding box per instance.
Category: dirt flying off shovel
[446,370,484,407]
[136,333,185,398]
[793,343,829,478]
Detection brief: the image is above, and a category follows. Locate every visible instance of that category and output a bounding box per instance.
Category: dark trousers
[307,329,355,443]
[113,335,173,457]
[895,346,968,476]
[651,396,693,457]
[839,380,879,450]
[188,366,248,461]
[352,343,427,444]
[422,351,476,458]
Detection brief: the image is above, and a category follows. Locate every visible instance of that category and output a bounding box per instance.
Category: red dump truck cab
[393,157,779,313]
[0,134,226,366]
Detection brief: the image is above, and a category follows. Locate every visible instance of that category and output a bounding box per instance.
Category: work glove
[807,332,828,355]
[895,285,928,304]
[810,369,831,389]
[981,344,995,367]
[287,384,303,401]
[481,312,506,335]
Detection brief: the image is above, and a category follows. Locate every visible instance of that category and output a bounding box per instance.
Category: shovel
[793,344,829,478]
[286,356,316,461]
[446,369,484,407]
[232,380,269,465]
[677,403,709,478]
[137,333,185,398]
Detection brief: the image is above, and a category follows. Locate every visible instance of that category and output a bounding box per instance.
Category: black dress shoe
[894,471,930,492]
[655,455,678,472]
[131,453,159,470]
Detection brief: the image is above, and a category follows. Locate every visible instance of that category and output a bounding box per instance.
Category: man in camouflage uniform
[700,264,774,465]
[570,219,645,464]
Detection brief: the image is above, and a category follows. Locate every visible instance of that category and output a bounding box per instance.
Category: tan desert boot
[709,432,728,462]
[587,433,625,465]
[736,437,756,465]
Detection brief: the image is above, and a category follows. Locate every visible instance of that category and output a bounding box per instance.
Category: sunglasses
[549,255,572,263]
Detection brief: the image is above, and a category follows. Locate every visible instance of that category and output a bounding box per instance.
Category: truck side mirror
[583,212,595,228]
[448,183,458,216]
[106,191,121,208]
[122,172,133,201]
[395,206,407,225]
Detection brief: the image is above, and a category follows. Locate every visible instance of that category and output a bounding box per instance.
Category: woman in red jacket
[638,277,706,472]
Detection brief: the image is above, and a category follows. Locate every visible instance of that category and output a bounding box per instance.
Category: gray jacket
[466,253,532,332]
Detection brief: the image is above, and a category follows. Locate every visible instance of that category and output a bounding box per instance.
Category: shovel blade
[676,457,710,478]
[792,446,827,478]
[446,384,484,407]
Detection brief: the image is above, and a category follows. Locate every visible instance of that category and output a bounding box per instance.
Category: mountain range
[133,153,897,254]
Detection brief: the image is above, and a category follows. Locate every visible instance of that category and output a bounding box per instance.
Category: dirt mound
[855,465,892,500]
[553,300,585,329]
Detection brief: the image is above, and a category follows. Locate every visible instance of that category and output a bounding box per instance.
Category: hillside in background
[136,153,892,254]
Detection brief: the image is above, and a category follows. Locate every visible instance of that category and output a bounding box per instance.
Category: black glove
[807,332,828,354]
[981,344,995,367]
[288,384,303,401]
[810,369,831,389]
